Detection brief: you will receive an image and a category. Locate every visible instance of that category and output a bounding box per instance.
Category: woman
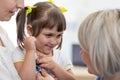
[78,9,120,80]
[0,0,24,21]
[0,0,24,79]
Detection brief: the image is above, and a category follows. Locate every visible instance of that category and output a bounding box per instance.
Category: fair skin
[14,25,76,80]
[35,27,63,56]
[0,0,24,21]
[80,50,97,75]
[80,50,115,80]
[36,69,55,80]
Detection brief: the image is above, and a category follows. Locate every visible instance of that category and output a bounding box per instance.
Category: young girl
[13,1,75,80]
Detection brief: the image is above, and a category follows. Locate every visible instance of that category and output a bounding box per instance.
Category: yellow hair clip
[49,0,54,4]
[26,6,37,16]
[59,6,67,13]
[49,0,67,13]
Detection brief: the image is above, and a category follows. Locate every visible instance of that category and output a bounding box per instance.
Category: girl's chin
[44,51,52,55]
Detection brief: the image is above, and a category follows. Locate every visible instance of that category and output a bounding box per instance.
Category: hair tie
[49,0,67,13]
[26,6,37,16]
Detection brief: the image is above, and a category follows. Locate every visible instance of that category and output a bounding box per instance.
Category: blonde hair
[78,9,120,77]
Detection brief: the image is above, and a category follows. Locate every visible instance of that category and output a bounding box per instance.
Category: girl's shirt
[12,47,73,71]
[0,26,21,80]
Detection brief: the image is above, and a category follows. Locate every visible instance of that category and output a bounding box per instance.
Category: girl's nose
[16,0,24,9]
[50,39,58,45]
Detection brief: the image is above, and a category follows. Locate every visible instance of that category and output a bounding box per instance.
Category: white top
[0,26,21,80]
[13,47,73,71]
[53,50,73,70]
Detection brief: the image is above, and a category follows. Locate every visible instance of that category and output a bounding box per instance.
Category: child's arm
[14,37,37,80]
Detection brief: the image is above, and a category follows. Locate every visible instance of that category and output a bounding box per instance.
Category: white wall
[1,0,120,61]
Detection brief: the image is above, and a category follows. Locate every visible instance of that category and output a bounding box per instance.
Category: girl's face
[0,0,24,21]
[80,50,98,75]
[35,27,63,55]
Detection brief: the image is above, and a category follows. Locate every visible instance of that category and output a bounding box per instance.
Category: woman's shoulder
[0,26,7,35]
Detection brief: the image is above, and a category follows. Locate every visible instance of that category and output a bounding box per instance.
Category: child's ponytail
[16,7,27,50]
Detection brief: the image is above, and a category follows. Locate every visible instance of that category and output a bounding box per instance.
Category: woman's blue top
[96,77,103,80]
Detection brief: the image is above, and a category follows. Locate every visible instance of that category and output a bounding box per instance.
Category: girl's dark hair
[16,2,66,50]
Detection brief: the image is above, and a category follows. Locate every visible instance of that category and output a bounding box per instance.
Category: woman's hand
[37,69,55,80]
[36,52,57,70]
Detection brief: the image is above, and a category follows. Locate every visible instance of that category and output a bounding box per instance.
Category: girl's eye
[45,34,53,37]
[57,34,62,38]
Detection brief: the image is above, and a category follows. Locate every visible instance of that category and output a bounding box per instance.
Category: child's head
[78,9,120,77]
[16,2,66,51]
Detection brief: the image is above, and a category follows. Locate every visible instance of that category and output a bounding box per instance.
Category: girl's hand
[24,36,36,51]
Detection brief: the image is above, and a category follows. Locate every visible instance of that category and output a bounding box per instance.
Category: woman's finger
[37,72,43,80]
[40,68,48,77]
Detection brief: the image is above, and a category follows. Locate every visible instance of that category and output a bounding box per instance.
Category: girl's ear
[27,24,33,36]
